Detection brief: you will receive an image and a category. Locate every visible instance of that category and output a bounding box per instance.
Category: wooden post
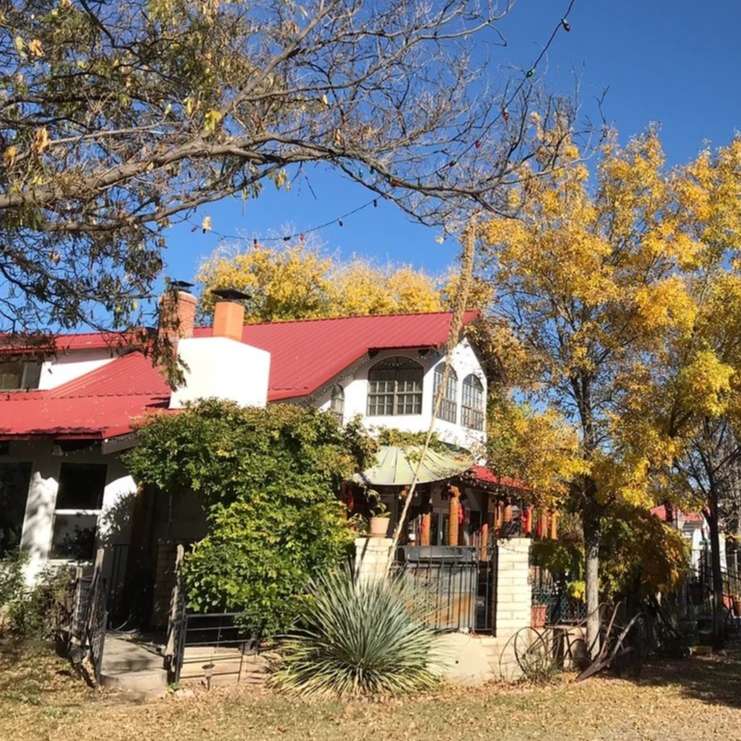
[448,485,461,546]
[420,511,431,546]
[503,500,513,524]
[536,510,548,539]
[549,511,559,540]
[479,522,489,560]
[523,505,533,536]
[495,501,503,534]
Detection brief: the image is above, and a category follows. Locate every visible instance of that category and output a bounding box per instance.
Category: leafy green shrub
[272,569,437,697]
[125,400,375,636]
[1,552,72,642]
[0,551,26,615]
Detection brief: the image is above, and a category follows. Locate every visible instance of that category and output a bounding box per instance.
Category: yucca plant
[271,568,437,697]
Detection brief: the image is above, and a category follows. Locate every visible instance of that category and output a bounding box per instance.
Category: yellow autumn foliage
[482,126,740,516]
[197,241,445,322]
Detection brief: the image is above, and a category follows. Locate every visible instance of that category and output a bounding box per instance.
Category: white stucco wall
[313,338,487,452]
[38,349,117,390]
[170,336,271,409]
[3,441,138,583]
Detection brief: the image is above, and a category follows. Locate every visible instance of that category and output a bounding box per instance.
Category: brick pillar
[354,537,393,585]
[494,537,532,636]
[490,537,533,680]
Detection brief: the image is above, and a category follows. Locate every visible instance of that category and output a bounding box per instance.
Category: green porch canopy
[354,444,474,487]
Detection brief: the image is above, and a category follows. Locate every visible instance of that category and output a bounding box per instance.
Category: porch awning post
[448,485,461,546]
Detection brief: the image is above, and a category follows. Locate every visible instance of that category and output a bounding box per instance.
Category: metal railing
[170,609,261,685]
[529,565,586,626]
[392,545,497,633]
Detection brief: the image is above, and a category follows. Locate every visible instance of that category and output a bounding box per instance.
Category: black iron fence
[66,553,108,684]
[529,566,587,626]
[392,545,498,633]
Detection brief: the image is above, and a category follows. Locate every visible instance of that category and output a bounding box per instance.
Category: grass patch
[2,641,741,740]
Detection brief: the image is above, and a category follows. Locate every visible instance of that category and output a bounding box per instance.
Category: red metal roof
[197,310,479,400]
[467,464,529,493]
[0,311,478,439]
[0,330,145,355]
[0,352,170,439]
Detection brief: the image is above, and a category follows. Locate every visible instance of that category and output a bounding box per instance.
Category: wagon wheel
[513,627,557,680]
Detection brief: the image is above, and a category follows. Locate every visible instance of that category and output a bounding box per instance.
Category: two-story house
[0,289,517,584]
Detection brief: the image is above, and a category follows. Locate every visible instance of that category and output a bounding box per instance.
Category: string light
[427,0,576,175]
[195,197,379,245]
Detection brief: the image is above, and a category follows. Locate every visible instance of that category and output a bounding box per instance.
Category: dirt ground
[2,641,741,741]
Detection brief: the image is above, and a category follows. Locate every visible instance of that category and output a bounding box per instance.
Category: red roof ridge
[195,309,479,331]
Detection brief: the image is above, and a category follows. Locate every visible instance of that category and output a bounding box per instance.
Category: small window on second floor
[433,363,458,423]
[461,374,485,430]
[367,356,424,416]
[0,361,41,391]
[330,384,345,421]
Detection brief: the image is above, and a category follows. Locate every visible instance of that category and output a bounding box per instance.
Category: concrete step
[100,668,169,698]
[101,633,169,698]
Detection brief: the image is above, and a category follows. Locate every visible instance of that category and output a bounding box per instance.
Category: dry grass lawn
[2,640,741,741]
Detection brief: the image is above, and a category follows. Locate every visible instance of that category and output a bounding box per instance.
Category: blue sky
[163,0,741,289]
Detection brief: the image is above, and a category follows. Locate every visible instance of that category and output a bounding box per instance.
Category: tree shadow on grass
[629,641,741,710]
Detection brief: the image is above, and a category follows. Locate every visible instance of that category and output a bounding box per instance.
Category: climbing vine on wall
[125,399,375,635]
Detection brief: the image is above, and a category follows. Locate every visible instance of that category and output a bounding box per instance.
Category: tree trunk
[706,490,726,650]
[584,517,601,659]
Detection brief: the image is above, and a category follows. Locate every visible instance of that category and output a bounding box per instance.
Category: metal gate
[393,544,498,633]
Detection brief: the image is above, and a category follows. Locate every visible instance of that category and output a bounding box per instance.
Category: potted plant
[367,490,390,538]
[531,602,548,629]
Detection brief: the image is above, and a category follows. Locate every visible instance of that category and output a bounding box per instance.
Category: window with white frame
[330,384,345,421]
[0,361,41,391]
[433,363,458,423]
[50,463,107,560]
[367,356,424,416]
[461,374,485,430]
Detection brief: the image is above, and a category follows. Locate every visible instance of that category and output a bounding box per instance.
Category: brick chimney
[212,288,248,342]
[159,284,197,344]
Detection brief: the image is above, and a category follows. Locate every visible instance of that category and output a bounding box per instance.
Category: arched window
[461,374,485,430]
[330,384,344,421]
[367,356,424,416]
[433,363,458,423]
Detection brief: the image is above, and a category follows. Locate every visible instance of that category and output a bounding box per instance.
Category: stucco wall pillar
[354,537,393,585]
[19,450,60,583]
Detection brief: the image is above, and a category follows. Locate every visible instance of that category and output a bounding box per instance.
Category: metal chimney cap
[167,279,195,291]
[211,287,250,302]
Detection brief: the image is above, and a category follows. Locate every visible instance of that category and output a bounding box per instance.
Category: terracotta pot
[369,516,391,538]
[733,598,741,618]
[531,603,547,629]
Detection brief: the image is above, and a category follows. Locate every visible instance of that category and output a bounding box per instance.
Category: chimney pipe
[212,288,248,341]
[159,284,197,344]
